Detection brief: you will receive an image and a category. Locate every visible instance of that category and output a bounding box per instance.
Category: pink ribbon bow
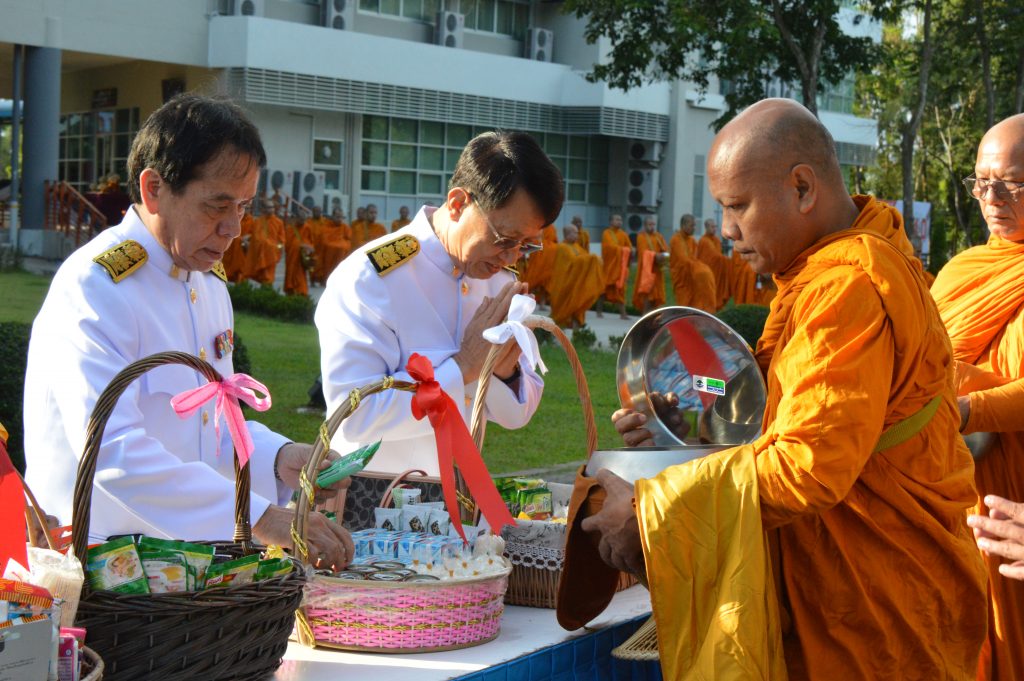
[170,374,272,468]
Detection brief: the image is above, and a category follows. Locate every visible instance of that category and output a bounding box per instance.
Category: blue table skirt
[456,615,662,681]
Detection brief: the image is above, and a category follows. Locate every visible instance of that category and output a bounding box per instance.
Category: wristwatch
[498,364,522,387]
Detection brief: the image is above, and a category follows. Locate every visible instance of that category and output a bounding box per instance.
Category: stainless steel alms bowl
[585,445,734,483]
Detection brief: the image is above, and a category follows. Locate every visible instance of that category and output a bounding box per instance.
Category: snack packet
[204,554,260,589]
[137,537,215,590]
[317,439,382,488]
[139,549,189,594]
[255,558,294,581]
[374,507,402,531]
[426,508,450,537]
[399,505,432,533]
[85,537,149,595]
[518,487,552,519]
[392,487,422,508]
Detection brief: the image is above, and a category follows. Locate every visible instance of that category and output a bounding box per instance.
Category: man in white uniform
[316,131,564,475]
[24,95,352,569]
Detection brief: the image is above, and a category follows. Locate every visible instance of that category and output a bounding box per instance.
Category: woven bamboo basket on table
[70,351,306,681]
[469,314,638,609]
[291,377,512,653]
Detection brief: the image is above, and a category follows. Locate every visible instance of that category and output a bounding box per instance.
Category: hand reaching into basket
[580,469,648,581]
[454,280,528,384]
[274,443,352,504]
[254,505,354,571]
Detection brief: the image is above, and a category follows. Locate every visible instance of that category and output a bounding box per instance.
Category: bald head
[974,114,1024,242]
[679,214,695,236]
[563,223,579,243]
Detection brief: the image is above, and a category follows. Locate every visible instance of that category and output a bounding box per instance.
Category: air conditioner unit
[234,0,264,16]
[626,214,646,232]
[322,0,355,30]
[629,140,663,164]
[323,190,348,217]
[293,170,326,212]
[627,168,660,208]
[261,168,294,201]
[525,27,553,62]
[435,11,465,49]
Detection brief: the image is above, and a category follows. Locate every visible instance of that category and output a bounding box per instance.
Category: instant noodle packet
[139,549,189,594]
[85,537,149,594]
[204,554,259,589]
[137,537,215,590]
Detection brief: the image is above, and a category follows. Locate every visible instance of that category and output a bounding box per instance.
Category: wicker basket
[70,351,306,680]
[81,644,105,680]
[469,315,637,608]
[292,376,512,653]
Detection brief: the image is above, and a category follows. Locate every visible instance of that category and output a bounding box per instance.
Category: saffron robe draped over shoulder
[548,242,604,328]
[244,214,285,285]
[696,233,732,309]
[931,235,1024,681]
[283,220,314,296]
[636,196,987,680]
[632,231,668,310]
[600,227,632,304]
[669,231,717,313]
[523,225,559,296]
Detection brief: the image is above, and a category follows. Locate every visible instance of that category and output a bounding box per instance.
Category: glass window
[692,175,704,219]
[568,159,588,180]
[81,113,96,136]
[419,174,443,195]
[363,115,388,140]
[67,138,80,158]
[545,134,567,156]
[569,136,588,157]
[360,0,379,10]
[59,138,66,157]
[380,0,400,14]
[568,183,586,202]
[68,114,81,136]
[115,134,130,158]
[424,0,440,16]
[445,149,460,172]
[390,170,416,194]
[420,121,444,145]
[419,147,444,170]
[590,136,609,160]
[362,142,388,166]
[391,118,417,143]
[314,139,343,165]
[460,0,478,29]
[97,112,114,134]
[589,160,608,182]
[391,144,417,168]
[446,123,472,147]
[552,157,566,175]
[362,170,386,191]
[478,0,495,31]
[588,183,608,205]
[512,2,528,39]
[115,109,130,133]
[496,0,513,34]
[323,169,341,191]
[402,0,422,18]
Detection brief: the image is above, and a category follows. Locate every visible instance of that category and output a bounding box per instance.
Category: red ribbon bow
[170,373,272,468]
[406,353,515,542]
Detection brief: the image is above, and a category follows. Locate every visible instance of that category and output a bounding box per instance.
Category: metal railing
[44,181,108,248]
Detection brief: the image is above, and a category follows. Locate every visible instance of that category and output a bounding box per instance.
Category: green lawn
[3,268,621,475]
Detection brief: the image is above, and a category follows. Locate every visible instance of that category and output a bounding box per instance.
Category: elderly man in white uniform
[316,131,564,475]
[24,95,352,569]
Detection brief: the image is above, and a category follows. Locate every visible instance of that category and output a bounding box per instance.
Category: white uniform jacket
[24,208,290,543]
[315,206,543,475]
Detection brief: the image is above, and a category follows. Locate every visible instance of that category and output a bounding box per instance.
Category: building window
[58,107,139,193]
[538,132,608,206]
[459,0,529,39]
[358,0,441,22]
[692,154,705,219]
[818,72,856,115]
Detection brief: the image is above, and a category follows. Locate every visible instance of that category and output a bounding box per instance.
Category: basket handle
[71,351,255,568]
[291,377,417,567]
[379,469,430,509]
[21,470,58,552]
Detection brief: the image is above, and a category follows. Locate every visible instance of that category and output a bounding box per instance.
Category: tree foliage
[563,0,884,125]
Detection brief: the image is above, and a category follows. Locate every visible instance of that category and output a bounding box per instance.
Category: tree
[563,0,884,125]
[899,0,934,255]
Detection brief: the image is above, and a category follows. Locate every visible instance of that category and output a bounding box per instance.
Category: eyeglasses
[469,195,544,255]
[962,174,1024,203]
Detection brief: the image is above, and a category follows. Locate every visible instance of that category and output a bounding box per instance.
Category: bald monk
[222,205,253,283]
[597,214,632,319]
[317,208,353,282]
[283,208,314,296]
[570,215,591,252]
[244,197,286,285]
[932,113,1024,681]
[304,207,333,287]
[523,223,559,308]
[696,218,732,309]
[548,223,604,329]
[391,205,411,233]
[587,99,986,680]
[728,245,760,304]
[631,216,669,315]
[351,204,386,249]
[669,214,717,312]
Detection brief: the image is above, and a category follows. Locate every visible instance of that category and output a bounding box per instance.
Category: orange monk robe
[523,225,559,297]
[391,218,411,233]
[222,214,253,283]
[696,233,732,310]
[631,230,669,311]
[283,221,314,296]
[351,220,386,249]
[729,250,759,304]
[303,217,333,286]
[638,196,986,680]
[244,214,286,285]
[600,226,632,304]
[577,228,590,252]
[548,241,604,328]
[668,232,717,312]
[932,235,1024,681]
[317,220,353,283]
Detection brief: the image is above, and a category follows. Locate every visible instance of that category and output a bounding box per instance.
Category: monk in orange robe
[391,205,411,233]
[244,198,286,285]
[696,218,732,309]
[317,208,353,283]
[728,246,759,304]
[523,223,559,308]
[598,214,632,319]
[932,113,1024,681]
[351,204,386,249]
[548,223,604,329]
[631,216,669,314]
[669,214,717,312]
[303,207,333,287]
[587,99,986,680]
[283,210,314,296]
[570,215,590,252]
[222,208,253,283]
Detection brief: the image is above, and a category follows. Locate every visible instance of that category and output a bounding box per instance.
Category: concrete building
[0,0,879,257]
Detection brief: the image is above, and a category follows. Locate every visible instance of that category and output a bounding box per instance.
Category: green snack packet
[204,554,260,589]
[518,487,553,517]
[256,558,294,581]
[140,549,189,594]
[317,440,382,488]
[513,478,545,491]
[86,537,150,595]
[137,537,216,591]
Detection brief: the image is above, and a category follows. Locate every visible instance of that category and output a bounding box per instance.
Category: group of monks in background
[221,197,412,297]
[519,211,776,330]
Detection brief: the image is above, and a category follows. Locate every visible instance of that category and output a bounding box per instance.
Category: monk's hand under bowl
[650,391,691,441]
[612,408,655,448]
[580,469,647,580]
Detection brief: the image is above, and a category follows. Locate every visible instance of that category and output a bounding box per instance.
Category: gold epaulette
[92,240,147,283]
[503,265,520,279]
[210,261,228,282]
[367,234,420,275]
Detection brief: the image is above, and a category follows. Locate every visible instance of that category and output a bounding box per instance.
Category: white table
[273,586,653,681]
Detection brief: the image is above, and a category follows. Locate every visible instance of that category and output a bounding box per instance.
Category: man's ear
[446,187,470,221]
[790,164,818,215]
[138,168,163,215]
